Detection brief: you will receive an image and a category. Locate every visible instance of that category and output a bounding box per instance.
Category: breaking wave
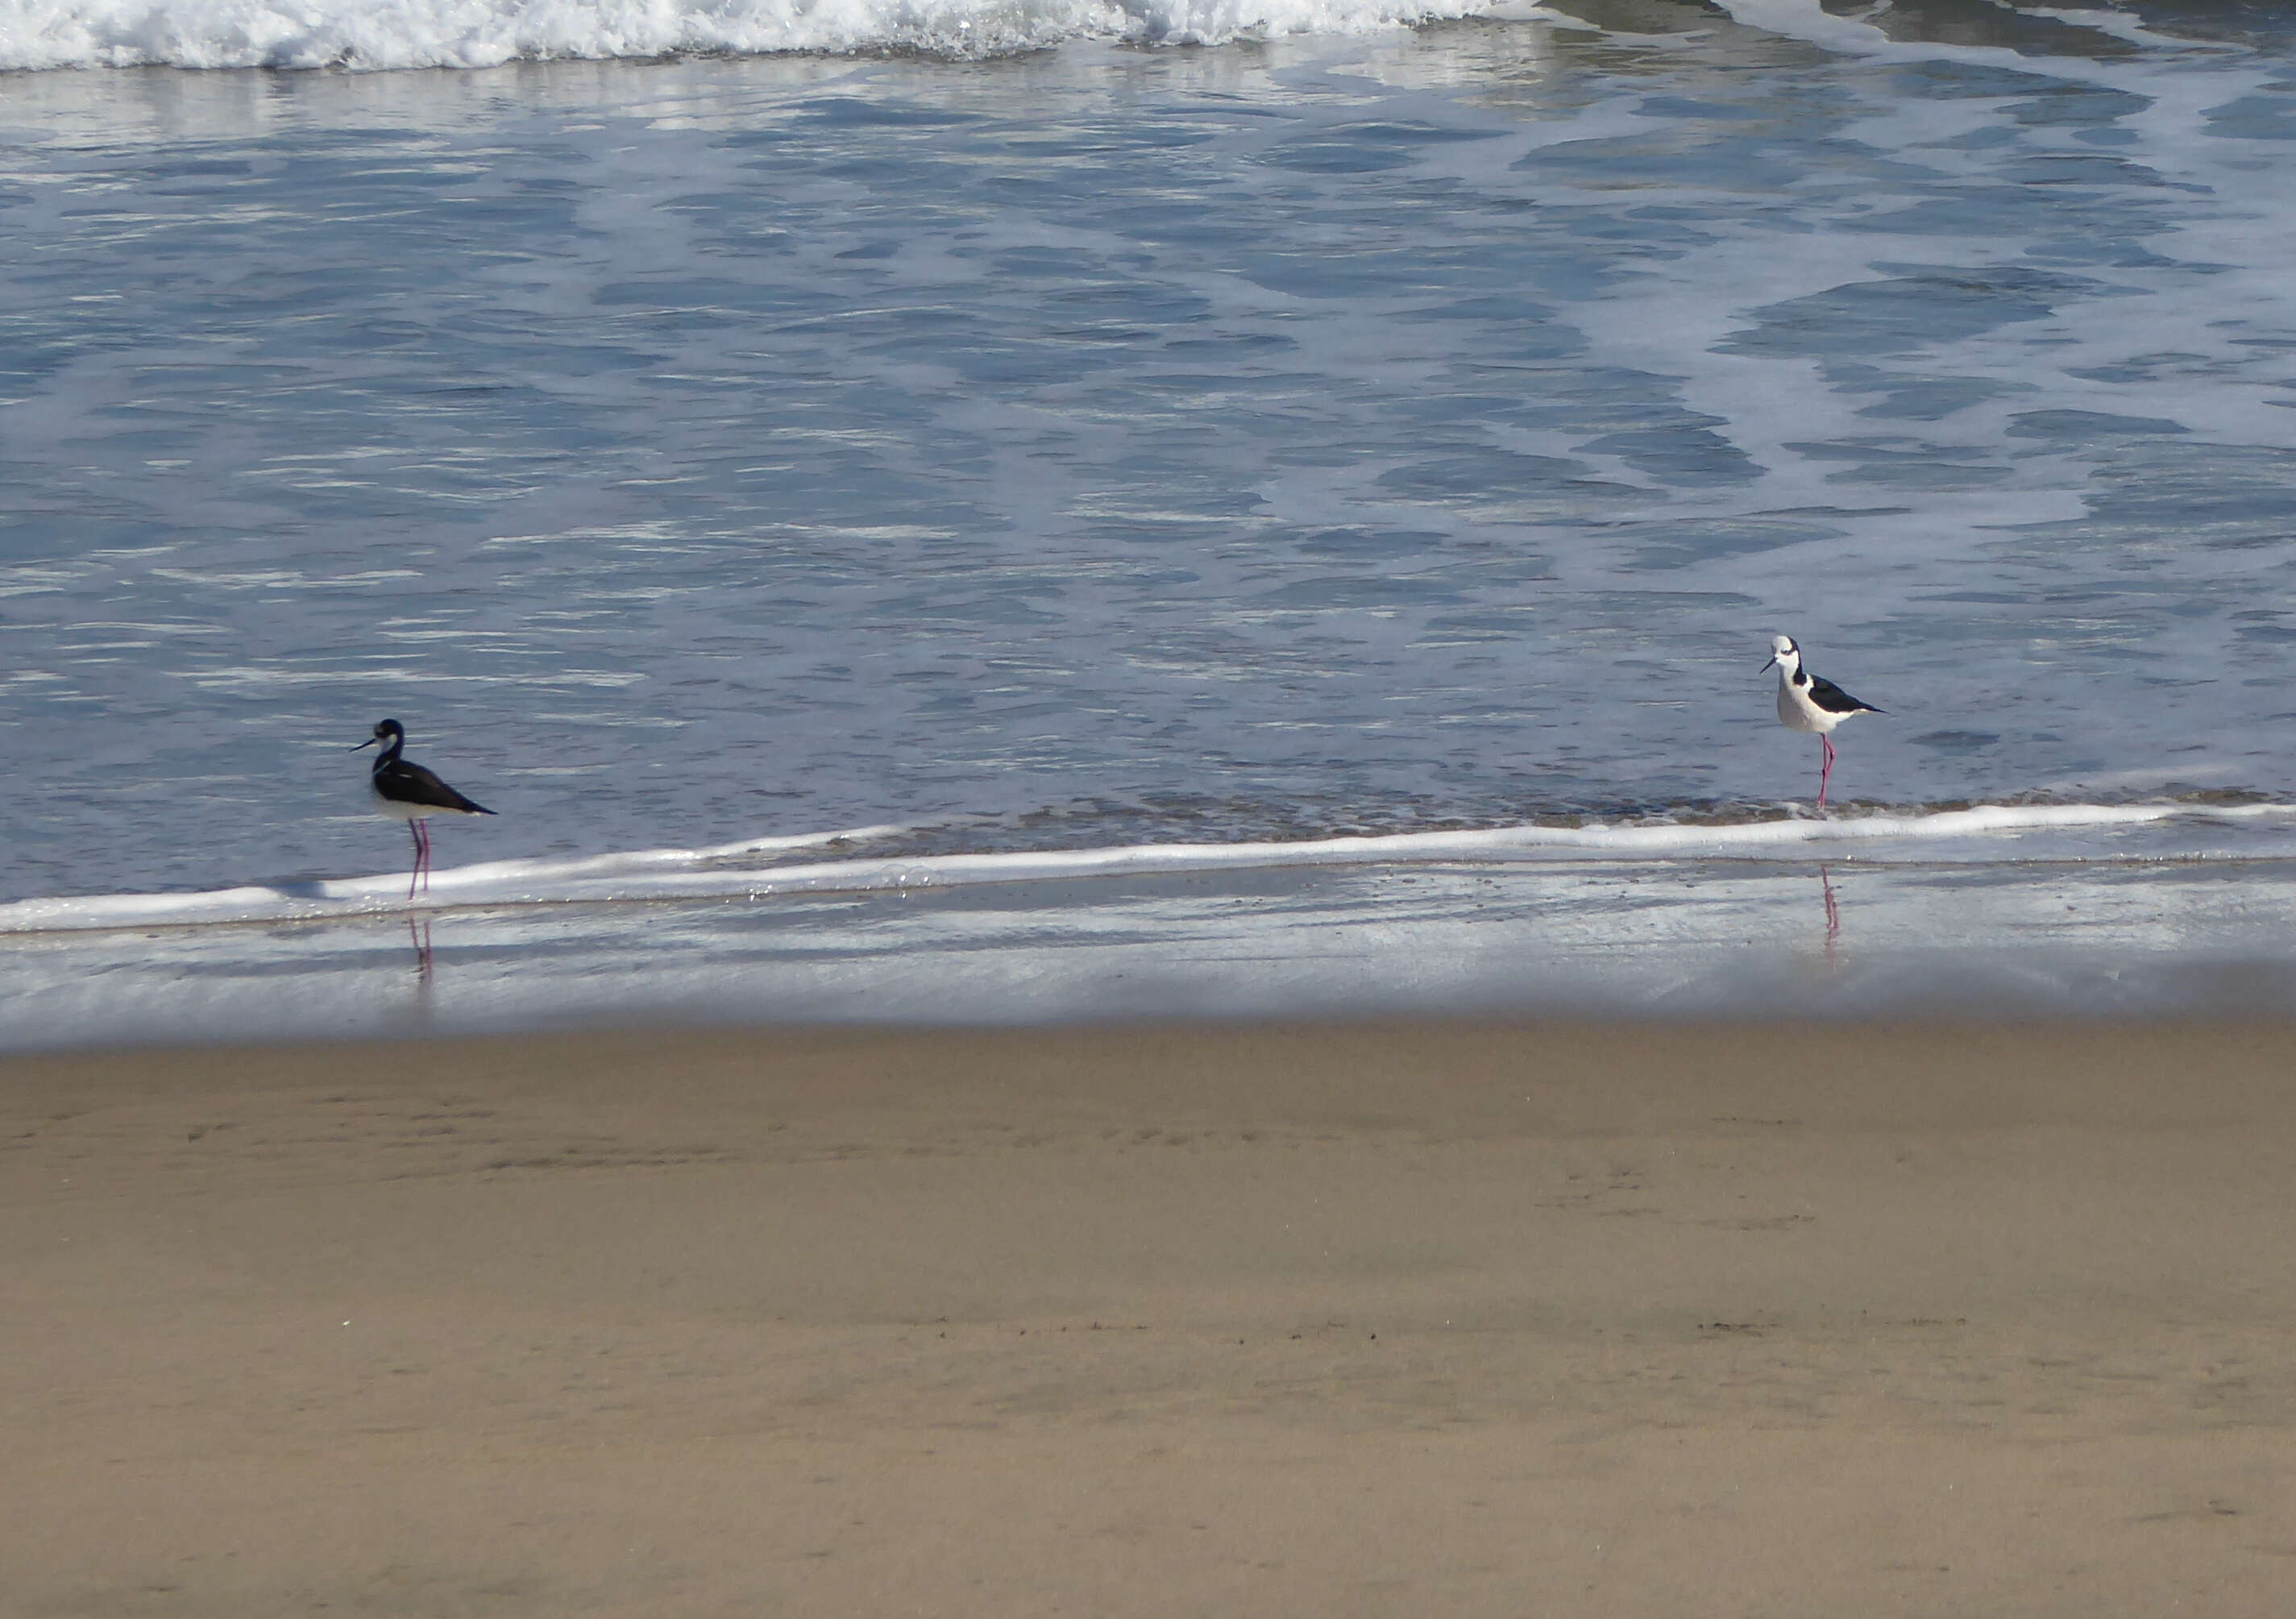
[0,0,1550,70]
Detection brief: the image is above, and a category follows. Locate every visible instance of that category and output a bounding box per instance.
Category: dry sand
[5,1021,2294,1616]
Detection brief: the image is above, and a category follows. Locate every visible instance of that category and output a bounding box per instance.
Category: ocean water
[6,1,2296,1042]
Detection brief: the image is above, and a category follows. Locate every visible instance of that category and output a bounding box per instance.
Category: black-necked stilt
[1762,635,1882,810]
[353,718,494,899]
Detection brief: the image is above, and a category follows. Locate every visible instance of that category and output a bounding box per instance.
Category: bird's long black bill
[1759,657,1778,673]
[351,738,377,751]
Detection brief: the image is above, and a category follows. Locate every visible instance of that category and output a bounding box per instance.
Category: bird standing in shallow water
[354,718,494,899]
[1762,635,1882,811]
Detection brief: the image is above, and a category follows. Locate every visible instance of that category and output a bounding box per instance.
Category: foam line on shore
[0,822,908,935]
[4,801,2288,937]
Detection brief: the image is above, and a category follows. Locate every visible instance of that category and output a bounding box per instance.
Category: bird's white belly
[372,787,477,822]
[372,791,429,822]
[1777,682,1837,735]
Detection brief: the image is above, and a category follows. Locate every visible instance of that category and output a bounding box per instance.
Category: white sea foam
[4,803,2288,937]
[0,0,1549,70]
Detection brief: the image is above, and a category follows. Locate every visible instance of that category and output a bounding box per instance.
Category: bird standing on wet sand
[354,718,494,899]
[1763,635,1882,811]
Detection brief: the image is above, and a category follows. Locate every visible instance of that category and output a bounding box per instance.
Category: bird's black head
[353,718,405,753]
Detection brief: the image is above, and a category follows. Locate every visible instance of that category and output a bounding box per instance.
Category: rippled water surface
[5,2,2296,921]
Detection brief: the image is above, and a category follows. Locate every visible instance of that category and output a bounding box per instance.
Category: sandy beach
[6,1020,2294,1616]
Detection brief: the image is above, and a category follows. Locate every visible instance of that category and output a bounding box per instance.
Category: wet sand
[6,1021,2295,1616]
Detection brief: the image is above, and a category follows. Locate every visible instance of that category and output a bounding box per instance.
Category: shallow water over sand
[6,4,2296,1037]
[10,848,2296,1050]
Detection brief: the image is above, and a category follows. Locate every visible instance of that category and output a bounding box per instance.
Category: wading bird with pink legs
[354,718,494,899]
[1763,635,1882,811]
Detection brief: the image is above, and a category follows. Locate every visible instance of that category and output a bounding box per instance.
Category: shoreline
[14,852,2296,1052]
[10,1020,2296,1614]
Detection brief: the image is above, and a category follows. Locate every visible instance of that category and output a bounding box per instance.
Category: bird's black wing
[378,761,495,815]
[1805,674,1881,716]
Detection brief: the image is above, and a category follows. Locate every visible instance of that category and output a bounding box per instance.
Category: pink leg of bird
[406,822,422,900]
[418,820,432,895]
[1817,736,1836,811]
